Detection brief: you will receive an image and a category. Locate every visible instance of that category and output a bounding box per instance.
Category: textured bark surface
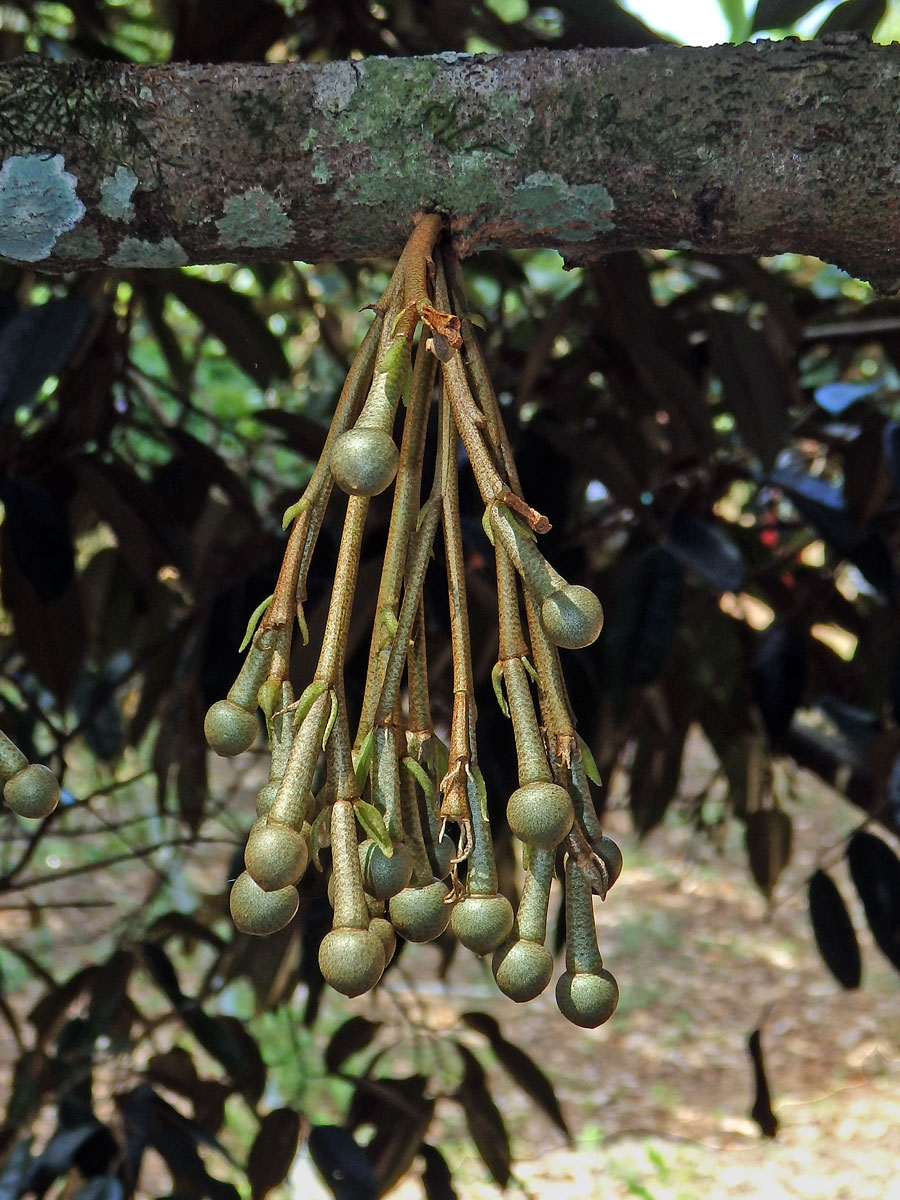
[1,35,898,286]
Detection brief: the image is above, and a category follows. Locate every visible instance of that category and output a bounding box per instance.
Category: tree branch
[1,35,898,287]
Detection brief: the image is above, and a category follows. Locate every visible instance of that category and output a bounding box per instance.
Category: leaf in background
[665,508,744,593]
[603,547,684,704]
[0,1138,35,1200]
[21,1124,101,1197]
[72,1178,125,1200]
[815,0,886,35]
[28,965,99,1047]
[350,1075,434,1196]
[0,295,91,425]
[308,1125,377,1200]
[882,421,900,494]
[184,1013,266,1106]
[247,1109,304,1200]
[751,0,821,31]
[807,869,862,989]
[421,1144,458,1200]
[0,512,85,702]
[461,1011,571,1140]
[453,1043,511,1188]
[138,942,185,1009]
[817,695,880,748]
[70,456,188,586]
[771,467,896,599]
[164,273,290,387]
[0,476,75,600]
[628,714,690,836]
[751,623,807,744]
[813,379,880,414]
[324,1016,381,1075]
[846,829,900,973]
[708,310,788,469]
[4,1049,52,1128]
[843,421,891,526]
[745,808,792,898]
[747,1028,778,1138]
[253,409,330,461]
[116,1085,239,1200]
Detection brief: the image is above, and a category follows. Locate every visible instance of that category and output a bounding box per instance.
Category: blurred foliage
[3,0,900,1196]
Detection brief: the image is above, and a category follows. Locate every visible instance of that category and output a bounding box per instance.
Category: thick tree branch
[1,35,899,286]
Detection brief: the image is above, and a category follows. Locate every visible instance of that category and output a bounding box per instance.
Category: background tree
[2,2,900,1198]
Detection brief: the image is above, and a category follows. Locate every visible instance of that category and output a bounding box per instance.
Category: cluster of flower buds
[206,217,622,1027]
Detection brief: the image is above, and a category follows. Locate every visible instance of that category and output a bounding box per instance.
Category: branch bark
[1,35,898,287]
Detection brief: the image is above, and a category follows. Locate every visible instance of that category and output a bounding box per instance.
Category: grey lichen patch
[99,165,139,221]
[312,160,332,185]
[0,154,86,262]
[314,62,359,113]
[512,171,615,240]
[301,128,319,151]
[216,189,292,249]
[108,235,188,267]
[55,225,104,258]
[333,55,521,221]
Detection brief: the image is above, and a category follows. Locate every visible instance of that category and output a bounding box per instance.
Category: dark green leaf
[1,477,74,601]
[453,1044,510,1188]
[745,809,792,898]
[628,717,689,836]
[817,695,880,747]
[116,1085,239,1200]
[751,0,820,31]
[324,1016,381,1074]
[247,1109,303,1200]
[815,0,886,34]
[882,422,900,494]
[846,829,900,973]
[138,942,186,1008]
[708,310,788,468]
[0,1137,34,1200]
[771,467,896,599]
[184,1012,266,1106]
[308,1125,377,1200]
[461,1011,570,1140]
[4,1049,51,1127]
[665,509,744,593]
[145,912,225,953]
[752,624,807,744]
[348,1076,433,1196]
[807,870,862,989]
[421,1144,458,1200]
[28,966,99,1045]
[23,1124,100,1195]
[603,547,683,704]
[748,1029,778,1138]
[72,1178,125,1200]
[164,273,290,387]
[0,295,90,424]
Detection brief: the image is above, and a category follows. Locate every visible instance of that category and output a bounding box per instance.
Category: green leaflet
[293,679,328,727]
[297,603,309,647]
[577,734,602,787]
[354,799,393,858]
[354,728,375,791]
[402,755,435,801]
[281,497,306,530]
[481,507,495,546]
[322,689,338,750]
[491,662,510,717]
[257,676,281,724]
[471,764,489,821]
[239,594,273,652]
